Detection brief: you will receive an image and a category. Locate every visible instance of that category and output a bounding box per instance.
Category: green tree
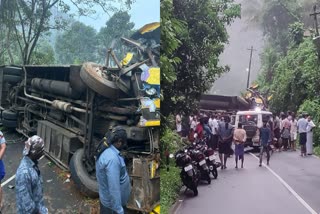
[299,100,320,148]
[0,0,134,65]
[0,0,18,64]
[289,22,304,45]
[30,40,55,64]
[55,21,98,64]
[161,0,241,117]
[269,38,320,113]
[97,11,135,63]
[160,0,186,99]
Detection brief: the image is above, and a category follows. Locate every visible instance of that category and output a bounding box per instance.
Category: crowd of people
[175,110,317,169]
[273,112,316,157]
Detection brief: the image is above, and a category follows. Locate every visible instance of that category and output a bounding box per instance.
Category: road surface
[174,150,320,214]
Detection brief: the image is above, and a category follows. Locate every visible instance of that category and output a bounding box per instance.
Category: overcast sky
[72,0,160,30]
[209,0,264,96]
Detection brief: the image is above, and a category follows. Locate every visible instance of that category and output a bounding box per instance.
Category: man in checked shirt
[15,135,48,214]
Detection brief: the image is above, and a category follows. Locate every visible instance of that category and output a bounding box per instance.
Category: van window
[239,115,258,125]
[230,116,236,125]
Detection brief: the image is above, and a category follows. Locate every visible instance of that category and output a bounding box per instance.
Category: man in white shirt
[176,113,182,136]
[189,115,194,126]
[289,115,297,151]
[297,113,308,157]
[209,114,219,150]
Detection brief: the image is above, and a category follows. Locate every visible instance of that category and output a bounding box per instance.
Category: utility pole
[310,5,320,36]
[246,46,256,89]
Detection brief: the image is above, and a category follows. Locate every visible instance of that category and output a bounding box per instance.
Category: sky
[72,0,160,31]
[209,0,264,96]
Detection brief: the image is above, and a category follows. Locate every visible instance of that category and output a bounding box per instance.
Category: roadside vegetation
[160,125,184,213]
[161,165,181,214]
[160,0,240,213]
[245,0,320,155]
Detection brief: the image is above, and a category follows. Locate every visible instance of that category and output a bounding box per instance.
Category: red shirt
[195,124,204,139]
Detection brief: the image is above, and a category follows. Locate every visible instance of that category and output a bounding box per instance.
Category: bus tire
[2,119,17,128]
[69,148,99,198]
[2,110,17,120]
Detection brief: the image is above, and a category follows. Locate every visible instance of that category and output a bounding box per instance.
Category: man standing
[176,112,182,136]
[281,114,291,151]
[289,114,298,151]
[233,123,246,169]
[209,114,219,150]
[218,116,234,169]
[203,118,213,146]
[0,131,6,212]
[189,114,194,127]
[273,115,281,151]
[306,116,316,155]
[96,126,131,214]
[189,117,197,142]
[195,117,205,140]
[259,120,272,166]
[15,135,48,214]
[297,113,308,157]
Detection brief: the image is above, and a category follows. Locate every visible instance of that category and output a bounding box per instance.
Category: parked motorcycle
[175,150,199,196]
[203,146,221,179]
[195,136,221,179]
[188,146,211,184]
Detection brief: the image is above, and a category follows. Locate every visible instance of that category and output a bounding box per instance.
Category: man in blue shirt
[96,126,131,214]
[15,135,48,214]
[259,120,272,167]
[0,131,6,213]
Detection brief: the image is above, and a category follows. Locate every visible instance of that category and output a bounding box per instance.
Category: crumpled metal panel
[127,157,160,213]
[37,120,82,168]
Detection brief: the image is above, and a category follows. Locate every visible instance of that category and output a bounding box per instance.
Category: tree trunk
[6,27,14,64]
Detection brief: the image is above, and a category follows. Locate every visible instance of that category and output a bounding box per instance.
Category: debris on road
[47,161,54,167]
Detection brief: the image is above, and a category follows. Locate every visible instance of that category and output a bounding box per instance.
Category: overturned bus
[0,22,160,213]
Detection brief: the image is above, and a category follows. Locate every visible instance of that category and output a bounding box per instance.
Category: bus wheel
[69,148,99,198]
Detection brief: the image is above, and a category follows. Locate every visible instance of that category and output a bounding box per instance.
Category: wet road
[174,150,320,214]
[1,131,95,214]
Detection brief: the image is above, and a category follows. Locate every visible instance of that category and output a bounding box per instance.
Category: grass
[314,146,320,157]
[160,165,182,214]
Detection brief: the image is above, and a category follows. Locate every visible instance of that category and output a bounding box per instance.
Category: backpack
[95,136,110,161]
[94,126,127,160]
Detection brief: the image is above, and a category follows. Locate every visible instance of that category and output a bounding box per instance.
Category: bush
[160,127,184,162]
[160,125,186,214]
[298,99,320,147]
[160,166,182,214]
[314,146,320,157]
